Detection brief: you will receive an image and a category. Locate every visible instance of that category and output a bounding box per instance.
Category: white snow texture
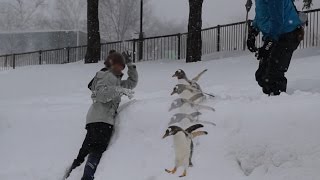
[1,48,320,180]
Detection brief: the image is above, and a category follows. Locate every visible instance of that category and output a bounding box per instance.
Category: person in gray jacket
[64,52,138,180]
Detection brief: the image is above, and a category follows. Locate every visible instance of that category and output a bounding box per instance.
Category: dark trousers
[256,28,301,95]
[71,123,113,180]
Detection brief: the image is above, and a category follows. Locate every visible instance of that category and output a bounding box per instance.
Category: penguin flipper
[185,124,204,133]
[191,131,208,138]
[192,69,208,82]
[195,104,215,112]
[198,120,216,126]
[190,112,202,118]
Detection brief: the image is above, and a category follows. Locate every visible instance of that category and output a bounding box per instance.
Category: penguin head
[169,98,186,111]
[172,69,187,80]
[170,85,179,96]
[162,126,183,139]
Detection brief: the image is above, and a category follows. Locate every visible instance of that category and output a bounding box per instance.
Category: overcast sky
[151,0,247,28]
[151,0,320,28]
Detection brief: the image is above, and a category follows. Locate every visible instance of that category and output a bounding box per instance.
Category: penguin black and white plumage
[171,84,199,96]
[172,69,191,86]
[172,69,208,92]
[169,98,215,112]
[169,112,216,126]
[172,69,213,102]
[171,84,206,102]
[162,124,208,177]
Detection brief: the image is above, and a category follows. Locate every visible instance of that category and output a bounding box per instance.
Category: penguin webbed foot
[179,170,187,178]
[165,167,177,174]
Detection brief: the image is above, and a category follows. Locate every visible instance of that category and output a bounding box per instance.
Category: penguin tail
[191,131,208,138]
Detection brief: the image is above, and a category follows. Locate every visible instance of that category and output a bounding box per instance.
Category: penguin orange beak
[170,91,176,96]
[172,74,177,78]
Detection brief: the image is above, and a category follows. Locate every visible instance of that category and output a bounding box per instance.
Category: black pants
[255,28,301,95]
[72,123,113,180]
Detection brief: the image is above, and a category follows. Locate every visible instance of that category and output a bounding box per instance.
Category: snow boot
[81,153,102,180]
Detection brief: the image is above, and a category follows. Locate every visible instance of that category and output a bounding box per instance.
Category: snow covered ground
[1,48,320,180]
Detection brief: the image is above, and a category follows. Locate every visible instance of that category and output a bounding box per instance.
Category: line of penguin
[162,69,216,178]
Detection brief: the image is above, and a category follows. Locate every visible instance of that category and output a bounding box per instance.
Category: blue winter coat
[253,0,302,41]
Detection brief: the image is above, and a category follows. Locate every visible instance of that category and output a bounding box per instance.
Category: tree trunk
[186,0,203,63]
[85,0,101,64]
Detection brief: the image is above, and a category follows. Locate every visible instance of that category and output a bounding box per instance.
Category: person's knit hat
[107,52,126,69]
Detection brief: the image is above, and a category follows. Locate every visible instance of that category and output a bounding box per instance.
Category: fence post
[132,39,136,63]
[39,50,42,65]
[217,25,221,52]
[177,33,181,60]
[67,47,70,63]
[243,21,249,51]
[138,35,144,61]
[4,54,7,67]
[12,54,16,69]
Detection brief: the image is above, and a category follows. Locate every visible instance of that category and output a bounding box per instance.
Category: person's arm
[94,72,134,103]
[95,85,132,103]
[121,64,138,89]
[266,0,285,41]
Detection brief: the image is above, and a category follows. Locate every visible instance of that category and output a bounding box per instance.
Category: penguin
[162,124,208,177]
[171,84,210,105]
[171,84,199,96]
[169,112,216,126]
[169,98,215,112]
[172,69,215,99]
[172,69,192,85]
[172,69,208,91]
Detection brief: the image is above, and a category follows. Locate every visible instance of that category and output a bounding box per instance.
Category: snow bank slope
[1,49,320,180]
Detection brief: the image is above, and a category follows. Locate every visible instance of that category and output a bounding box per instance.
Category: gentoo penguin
[171,84,206,104]
[169,112,216,126]
[169,98,215,112]
[162,124,208,177]
[171,84,201,95]
[172,69,215,99]
[172,69,208,91]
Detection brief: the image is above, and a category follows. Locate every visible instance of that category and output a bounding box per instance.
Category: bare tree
[303,0,313,9]
[0,0,46,54]
[53,0,86,30]
[0,0,46,31]
[100,0,146,41]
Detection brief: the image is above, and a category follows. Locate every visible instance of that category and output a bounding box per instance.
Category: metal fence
[1,8,319,71]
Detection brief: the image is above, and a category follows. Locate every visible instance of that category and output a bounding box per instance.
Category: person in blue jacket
[247,0,305,95]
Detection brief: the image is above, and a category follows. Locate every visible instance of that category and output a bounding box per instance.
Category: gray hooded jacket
[86,64,138,125]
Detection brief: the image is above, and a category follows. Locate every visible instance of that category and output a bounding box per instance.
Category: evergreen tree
[85,0,101,64]
[186,0,204,63]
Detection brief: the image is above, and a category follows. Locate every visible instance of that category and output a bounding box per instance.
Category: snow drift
[1,49,320,180]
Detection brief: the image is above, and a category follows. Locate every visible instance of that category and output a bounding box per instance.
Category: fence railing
[0,8,319,71]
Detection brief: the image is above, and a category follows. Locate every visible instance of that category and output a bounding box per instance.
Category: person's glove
[122,51,133,64]
[247,24,259,53]
[255,39,275,61]
[118,87,135,99]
